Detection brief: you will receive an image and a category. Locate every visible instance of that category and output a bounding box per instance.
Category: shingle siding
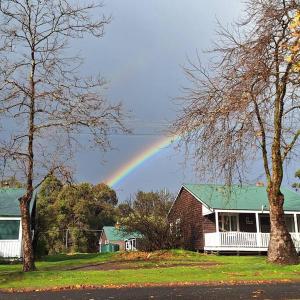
[168,187,216,251]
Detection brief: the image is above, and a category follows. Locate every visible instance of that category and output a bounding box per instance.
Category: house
[99,226,141,252]
[168,184,300,252]
[0,188,36,258]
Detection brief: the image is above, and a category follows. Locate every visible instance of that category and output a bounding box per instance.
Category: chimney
[115,221,120,230]
[256,181,264,187]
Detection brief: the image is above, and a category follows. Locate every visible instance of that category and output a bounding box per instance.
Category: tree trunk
[267,190,298,264]
[20,197,35,272]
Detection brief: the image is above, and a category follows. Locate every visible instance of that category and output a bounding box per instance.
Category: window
[175,218,181,237]
[223,215,230,231]
[219,214,239,232]
[260,215,295,233]
[284,215,295,233]
[259,215,270,233]
[0,220,20,240]
[245,217,254,225]
[230,215,238,231]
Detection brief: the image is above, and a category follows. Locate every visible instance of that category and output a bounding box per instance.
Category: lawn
[1,250,300,291]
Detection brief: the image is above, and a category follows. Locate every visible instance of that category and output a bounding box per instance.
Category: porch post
[215,211,219,232]
[294,214,299,250]
[255,212,261,248]
[18,219,23,258]
[293,213,298,234]
[215,211,220,247]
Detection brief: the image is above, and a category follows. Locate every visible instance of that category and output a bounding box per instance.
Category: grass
[1,250,300,291]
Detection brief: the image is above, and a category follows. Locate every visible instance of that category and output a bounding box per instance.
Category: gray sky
[72,0,298,201]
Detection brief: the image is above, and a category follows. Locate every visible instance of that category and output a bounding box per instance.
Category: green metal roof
[182,184,300,211]
[103,226,141,241]
[0,188,36,217]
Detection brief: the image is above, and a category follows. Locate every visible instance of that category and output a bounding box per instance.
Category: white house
[0,188,36,258]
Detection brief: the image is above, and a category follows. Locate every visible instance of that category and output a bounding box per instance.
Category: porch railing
[0,240,22,258]
[205,232,300,250]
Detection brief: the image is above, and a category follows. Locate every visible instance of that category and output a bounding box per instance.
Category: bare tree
[173,0,300,264]
[0,0,126,271]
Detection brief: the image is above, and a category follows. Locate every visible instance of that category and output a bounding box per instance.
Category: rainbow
[105,135,180,187]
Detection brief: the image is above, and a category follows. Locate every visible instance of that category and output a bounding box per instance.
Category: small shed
[99,226,141,253]
[0,188,36,258]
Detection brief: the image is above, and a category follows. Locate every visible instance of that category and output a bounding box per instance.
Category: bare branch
[0,0,127,271]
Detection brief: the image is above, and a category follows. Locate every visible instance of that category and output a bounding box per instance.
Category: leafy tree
[173,0,300,264]
[37,178,118,254]
[34,176,63,255]
[119,190,177,251]
[93,183,118,207]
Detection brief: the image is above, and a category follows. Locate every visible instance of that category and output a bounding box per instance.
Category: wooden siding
[203,213,216,234]
[99,231,107,245]
[0,240,22,258]
[99,231,125,251]
[169,188,216,251]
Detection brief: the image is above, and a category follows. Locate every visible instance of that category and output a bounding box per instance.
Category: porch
[204,210,300,252]
[205,232,300,251]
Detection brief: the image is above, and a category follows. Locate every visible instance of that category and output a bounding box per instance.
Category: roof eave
[182,184,214,212]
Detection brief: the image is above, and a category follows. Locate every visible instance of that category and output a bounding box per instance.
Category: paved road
[1,283,300,300]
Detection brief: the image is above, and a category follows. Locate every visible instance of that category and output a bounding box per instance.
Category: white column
[294,213,298,234]
[215,211,219,232]
[215,211,220,247]
[294,214,299,250]
[255,212,261,247]
[18,219,23,258]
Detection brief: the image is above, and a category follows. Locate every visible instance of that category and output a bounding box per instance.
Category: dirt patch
[69,261,220,271]
[115,251,176,261]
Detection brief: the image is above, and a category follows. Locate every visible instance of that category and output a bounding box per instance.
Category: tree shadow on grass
[40,253,101,262]
[0,271,23,286]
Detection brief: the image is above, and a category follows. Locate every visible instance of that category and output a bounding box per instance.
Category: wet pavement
[1,283,300,300]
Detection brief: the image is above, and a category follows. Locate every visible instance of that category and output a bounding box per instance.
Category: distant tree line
[1,174,179,254]
[32,176,178,255]
[35,176,118,255]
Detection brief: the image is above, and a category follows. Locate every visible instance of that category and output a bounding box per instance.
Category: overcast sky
[72,1,298,201]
